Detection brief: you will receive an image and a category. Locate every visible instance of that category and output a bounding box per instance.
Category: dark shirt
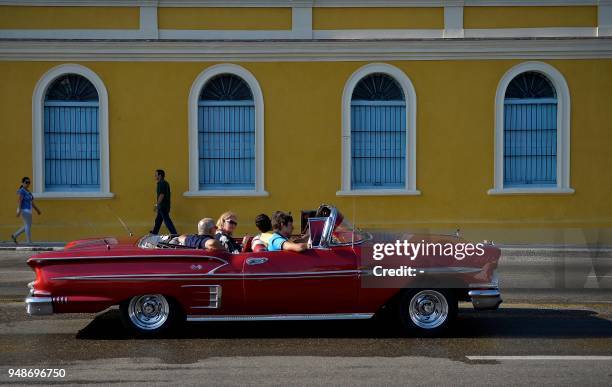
[215,231,241,253]
[156,180,171,211]
[184,234,213,249]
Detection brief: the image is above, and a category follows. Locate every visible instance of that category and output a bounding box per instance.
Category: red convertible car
[25,204,501,336]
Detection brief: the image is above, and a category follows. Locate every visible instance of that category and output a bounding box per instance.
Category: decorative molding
[2,38,612,61]
[337,189,421,196]
[463,0,600,5]
[4,27,601,40]
[0,29,145,39]
[0,7,156,39]
[184,190,269,197]
[0,1,158,6]
[158,30,292,39]
[465,27,597,38]
[33,192,116,199]
[31,63,112,198]
[185,63,266,197]
[1,1,609,40]
[0,0,602,7]
[140,5,158,39]
[292,6,313,39]
[600,4,612,36]
[487,188,575,195]
[444,4,464,38]
[313,29,444,39]
[338,63,418,196]
[491,61,572,195]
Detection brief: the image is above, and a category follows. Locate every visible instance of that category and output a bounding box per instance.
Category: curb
[0,244,64,251]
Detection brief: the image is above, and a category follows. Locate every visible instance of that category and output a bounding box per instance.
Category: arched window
[504,72,557,187]
[44,74,100,191]
[351,73,406,189]
[32,64,112,198]
[338,63,418,196]
[199,74,255,190]
[187,64,266,197]
[490,61,573,195]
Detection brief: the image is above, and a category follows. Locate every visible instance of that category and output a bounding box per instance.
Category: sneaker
[10,234,17,244]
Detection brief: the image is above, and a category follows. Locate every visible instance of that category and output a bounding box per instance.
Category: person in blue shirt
[177,218,224,250]
[11,177,41,244]
[267,211,307,253]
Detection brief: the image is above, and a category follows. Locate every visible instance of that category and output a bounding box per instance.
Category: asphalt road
[1,250,611,386]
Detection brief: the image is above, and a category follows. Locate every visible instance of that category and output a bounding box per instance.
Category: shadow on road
[76,307,612,340]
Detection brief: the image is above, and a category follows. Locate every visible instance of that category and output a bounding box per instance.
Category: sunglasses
[24,181,30,184]
[225,219,238,226]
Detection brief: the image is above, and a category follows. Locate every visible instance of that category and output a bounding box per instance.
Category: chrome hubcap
[128,294,170,331]
[408,290,449,329]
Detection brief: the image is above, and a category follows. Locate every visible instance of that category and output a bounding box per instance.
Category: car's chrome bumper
[469,289,503,310]
[25,296,53,315]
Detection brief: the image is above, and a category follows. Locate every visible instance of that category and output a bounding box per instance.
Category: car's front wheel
[120,294,181,336]
[398,289,457,336]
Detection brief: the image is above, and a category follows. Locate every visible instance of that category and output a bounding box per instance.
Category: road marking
[467,356,612,361]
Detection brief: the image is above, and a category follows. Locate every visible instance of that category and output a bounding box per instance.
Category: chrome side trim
[53,269,363,281]
[246,257,268,265]
[182,284,221,309]
[30,255,229,264]
[186,313,374,322]
[468,289,501,297]
[242,270,361,277]
[52,296,68,304]
[207,262,229,274]
[25,297,53,315]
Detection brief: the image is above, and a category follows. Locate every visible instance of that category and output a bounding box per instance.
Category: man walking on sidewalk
[150,169,177,235]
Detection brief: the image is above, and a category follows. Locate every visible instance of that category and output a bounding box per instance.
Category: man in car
[267,211,307,252]
[251,213,274,251]
[177,218,225,250]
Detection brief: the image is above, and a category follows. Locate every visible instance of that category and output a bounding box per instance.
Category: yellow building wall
[158,7,292,30]
[464,6,598,29]
[0,6,140,30]
[312,7,444,29]
[1,60,612,244]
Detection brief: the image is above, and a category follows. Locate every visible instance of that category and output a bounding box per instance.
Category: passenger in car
[251,214,274,251]
[177,218,224,250]
[267,211,307,252]
[215,211,242,253]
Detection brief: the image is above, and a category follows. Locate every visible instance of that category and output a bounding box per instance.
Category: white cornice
[1,38,611,61]
[0,1,604,7]
[0,0,158,6]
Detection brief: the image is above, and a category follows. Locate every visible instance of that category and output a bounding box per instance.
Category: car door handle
[246,257,268,265]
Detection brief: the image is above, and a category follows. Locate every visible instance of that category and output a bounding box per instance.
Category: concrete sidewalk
[0,242,65,251]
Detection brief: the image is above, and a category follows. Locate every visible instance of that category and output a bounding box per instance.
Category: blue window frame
[504,72,557,187]
[44,74,100,192]
[350,73,406,189]
[198,74,255,190]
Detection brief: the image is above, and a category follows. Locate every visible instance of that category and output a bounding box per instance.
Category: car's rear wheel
[120,294,181,336]
[399,289,457,336]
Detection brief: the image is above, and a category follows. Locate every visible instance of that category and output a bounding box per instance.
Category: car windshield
[137,234,187,249]
[331,211,368,245]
